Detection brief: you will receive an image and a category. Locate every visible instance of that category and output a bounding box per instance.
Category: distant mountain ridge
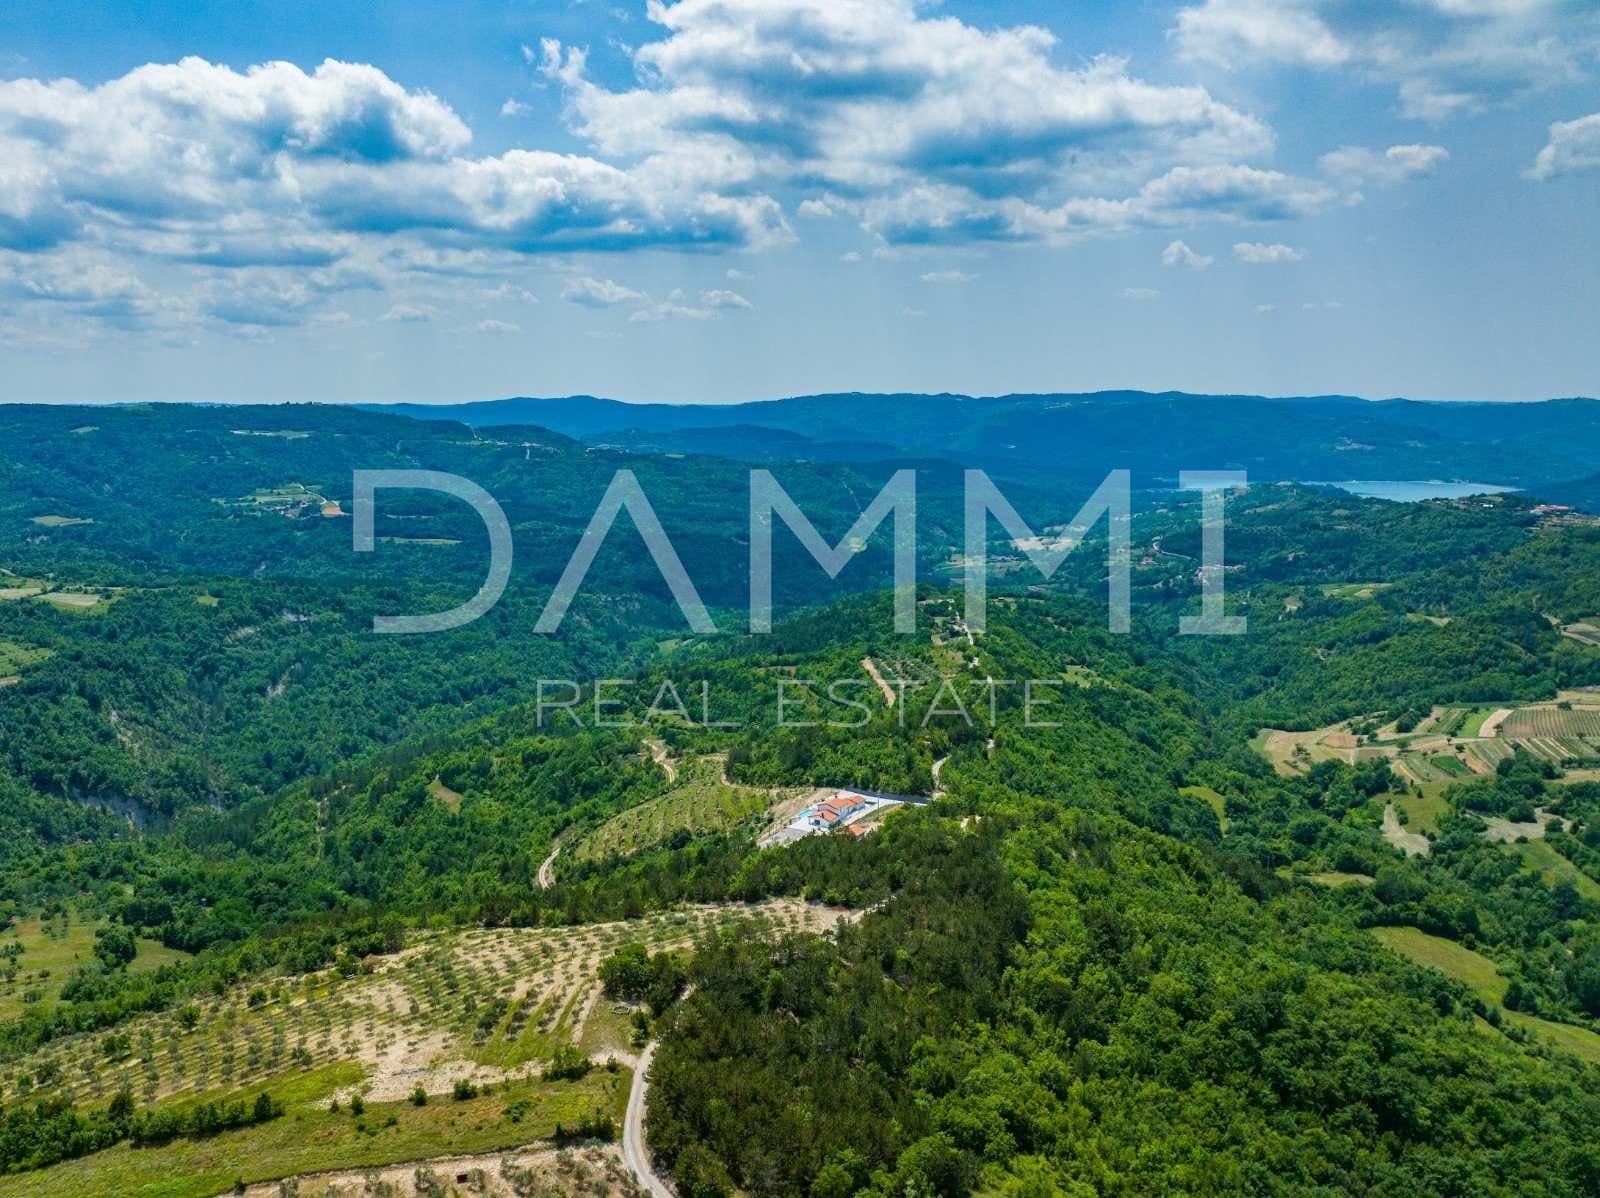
[361,390,1600,499]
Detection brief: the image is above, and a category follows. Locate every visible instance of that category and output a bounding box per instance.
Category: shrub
[543,1044,592,1082]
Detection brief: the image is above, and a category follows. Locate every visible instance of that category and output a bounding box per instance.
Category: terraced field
[1262,704,1600,785]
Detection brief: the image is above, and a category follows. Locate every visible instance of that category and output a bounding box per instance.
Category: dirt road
[646,738,679,783]
[861,657,896,706]
[623,1041,676,1198]
[1383,803,1432,857]
[1478,707,1515,738]
[537,839,560,889]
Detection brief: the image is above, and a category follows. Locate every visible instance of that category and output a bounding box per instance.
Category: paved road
[623,1040,676,1198]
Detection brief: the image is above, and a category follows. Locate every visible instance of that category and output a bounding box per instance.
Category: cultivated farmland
[0,900,843,1198]
[1501,705,1600,739]
[0,901,836,1113]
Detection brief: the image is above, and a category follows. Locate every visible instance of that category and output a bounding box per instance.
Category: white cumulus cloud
[561,276,644,307]
[1172,0,1593,120]
[701,288,753,309]
[0,55,792,337]
[1527,112,1600,180]
[382,303,435,322]
[1161,239,1214,269]
[1319,144,1450,186]
[1233,241,1304,264]
[542,0,1281,249]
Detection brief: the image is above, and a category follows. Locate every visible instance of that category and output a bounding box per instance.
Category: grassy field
[1370,927,1507,1004]
[1390,791,1451,835]
[427,777,464,813]
[1304,871,1374,887]
[1431,707,1488,738]
[1321,582,1394,600]
[1510,839,1600,903]
[1179,785,1227,829]
[0,1068,627,1198]
[36,589,112,613]
[0,914,189,1022]
[29,515,94,528]
[1370,926,1600,1066]
[0,639,51,676]
[577,757,776,861]
[1252,726,1355,776]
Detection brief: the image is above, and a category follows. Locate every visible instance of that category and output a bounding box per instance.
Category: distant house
[807,790,870,828]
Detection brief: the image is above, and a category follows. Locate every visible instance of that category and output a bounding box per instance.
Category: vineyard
[1501,705,1600,739]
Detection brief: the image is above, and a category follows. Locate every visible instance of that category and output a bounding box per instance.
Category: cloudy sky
[1,0,1595,404]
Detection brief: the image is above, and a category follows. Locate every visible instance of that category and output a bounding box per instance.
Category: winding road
[646,738,680,783]
[537,839,560,889]
[623,1041,676,1198]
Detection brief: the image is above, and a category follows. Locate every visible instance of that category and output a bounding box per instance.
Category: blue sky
[0,0,1595,404]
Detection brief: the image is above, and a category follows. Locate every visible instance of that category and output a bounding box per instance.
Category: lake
[1312,480,1518,502]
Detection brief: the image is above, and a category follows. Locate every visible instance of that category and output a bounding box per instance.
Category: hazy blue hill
[580,423,902,462]
[362,390,1600,496]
